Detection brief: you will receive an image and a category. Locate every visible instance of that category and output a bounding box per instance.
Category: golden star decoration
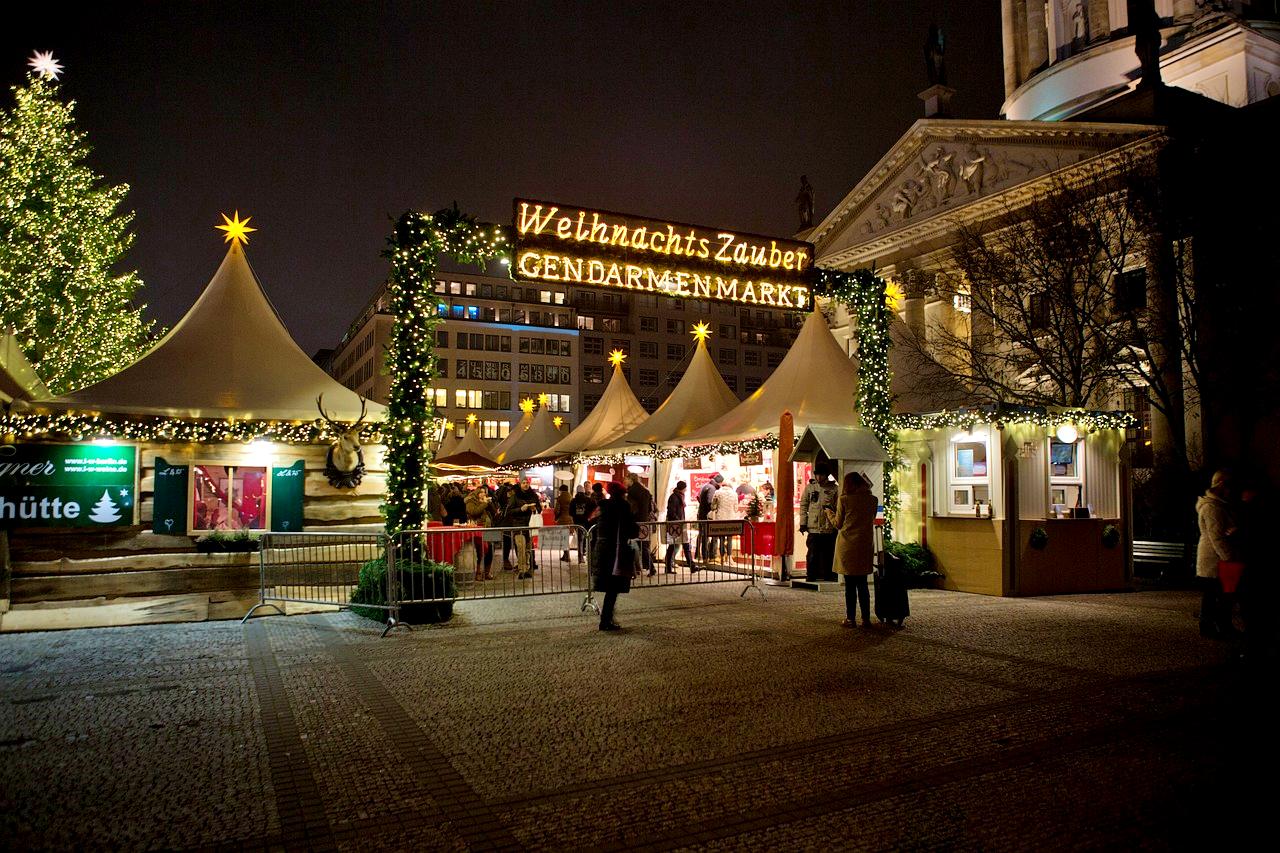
[537,393,551,406]
[691,321,712,342]
[553,416,564,429]
[216,211,257,246]
[884,280,905,312]
[466,413,477,424]
[519,398,535,414]
[608,349,627,367]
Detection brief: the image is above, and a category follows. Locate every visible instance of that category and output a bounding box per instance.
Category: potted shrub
[884,540,943,589]
[349,555,456,625]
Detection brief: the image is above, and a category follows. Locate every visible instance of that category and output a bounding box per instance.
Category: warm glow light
[519,398,535,414]
[466,413,477,424]
[553,416,563,429]
[1055,423,1079,444]
[28,51,63,80]
[537,393,551,406]
[216,211,257,245]
[608,349,627,367]
[691,321,712,341]
[884,280,905,312]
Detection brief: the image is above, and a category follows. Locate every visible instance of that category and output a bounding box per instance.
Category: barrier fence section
[242,531,389,623]
[580,519,764,610]
[393,523,593,604]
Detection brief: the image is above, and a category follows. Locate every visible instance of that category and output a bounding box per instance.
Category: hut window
[191,465,267,532]
[1049,438,1085,512]
[947,429,990,514]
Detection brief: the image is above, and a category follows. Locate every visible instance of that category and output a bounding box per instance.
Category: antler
[353,396,368,428]
[316,394,336,425]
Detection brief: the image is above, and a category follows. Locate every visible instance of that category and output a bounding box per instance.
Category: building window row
[451,389,515,411]
[518,337,572,356]
[518,363,572,384]
[454,360,512,381]
[443,331,513,352]
[435,301,571,328]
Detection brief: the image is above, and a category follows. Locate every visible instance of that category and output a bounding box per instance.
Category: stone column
[904,271,928,341]
[1027,0,1050,71]
[1002,0,1020,99]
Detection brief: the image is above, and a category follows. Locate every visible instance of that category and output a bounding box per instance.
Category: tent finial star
[216,211,257,246]
[608,349,627,367]
[691,321,712,342]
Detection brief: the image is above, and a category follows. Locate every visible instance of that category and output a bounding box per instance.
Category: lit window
[455,389,466,407]
[451,305,465,319]
[465,282,477,296]
[540,290,552,303]
[947,428,991,514]
[449,281,462,294]
[437,303,448,317]
[578,316,595,331]
[434,280,447,294]
[554,292,565,305]
[191,464,267,532]
[1049,438,1085,511]
[466,306,479,320]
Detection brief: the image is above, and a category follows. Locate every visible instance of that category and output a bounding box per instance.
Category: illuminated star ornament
[608,349,627,367]
[553,416,564,429]
[884,280,905,312]
[537,393,551,406]
[466,413,477,424]
[216,211,257,246]
[691,321,712,342]
[29,51,63,80]
[519,398,535,414]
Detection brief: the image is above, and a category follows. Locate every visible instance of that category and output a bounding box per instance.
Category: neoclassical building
[811,1,1279,479]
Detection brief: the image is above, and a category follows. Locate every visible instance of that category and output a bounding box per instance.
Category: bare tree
[900,149,1198,464]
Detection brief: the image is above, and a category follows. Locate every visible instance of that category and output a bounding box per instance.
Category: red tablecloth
[423,522,485,564]
[744,524,775,556]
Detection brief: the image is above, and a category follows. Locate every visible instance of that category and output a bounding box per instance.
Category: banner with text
[0,443,137,527]
[513,199,814,311]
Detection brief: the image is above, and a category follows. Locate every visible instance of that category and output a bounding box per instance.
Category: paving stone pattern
[0,585,1267,850]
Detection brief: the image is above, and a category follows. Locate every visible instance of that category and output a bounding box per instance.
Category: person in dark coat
[568,485,596,563]
[696,473,723,561]
[443,486,468,526]
[593,482,639,631]
[663,481,697,574]
[626,473,656,576]
[827,472,878,627]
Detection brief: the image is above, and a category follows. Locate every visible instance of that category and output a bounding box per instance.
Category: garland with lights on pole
[815,267,903,537]
[383,205,510,534]
[0,411,382,445]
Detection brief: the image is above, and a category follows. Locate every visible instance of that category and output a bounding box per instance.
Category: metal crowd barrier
[392,523,593,603]
[241,531,389,623]
[580,518,764,612]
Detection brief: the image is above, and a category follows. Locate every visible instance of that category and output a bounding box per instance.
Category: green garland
[384,206,510,534]
[817,268,901,538]
[894,407,1137,432]
[0,411,375,445]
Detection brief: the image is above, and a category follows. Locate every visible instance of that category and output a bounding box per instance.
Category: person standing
[464,483,495,579]
[569,484,596,563]
[507,478,543,580]
[1196,469,1237,639]
[592,482,639,631]
[663,481,697,574]
[801,463,840,581]
[696,473,722,562]
[555,484,573,561]
[827,472,878,627]
[710,475,739,560]
[626,473,656,576]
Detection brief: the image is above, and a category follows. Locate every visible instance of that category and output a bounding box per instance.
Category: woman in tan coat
[826,472,878,627]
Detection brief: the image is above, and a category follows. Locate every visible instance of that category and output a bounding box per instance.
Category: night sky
[6,1,1003,355]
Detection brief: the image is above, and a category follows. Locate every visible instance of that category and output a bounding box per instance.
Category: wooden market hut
[893,405,1130,597]
[1,237,385,631]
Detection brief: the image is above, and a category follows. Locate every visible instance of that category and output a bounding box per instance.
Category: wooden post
[775,411,795,581]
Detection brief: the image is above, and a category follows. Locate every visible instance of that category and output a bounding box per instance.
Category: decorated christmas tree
[0,53,154,394]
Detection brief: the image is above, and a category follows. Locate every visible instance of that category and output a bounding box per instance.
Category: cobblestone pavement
[0,583,1268,851]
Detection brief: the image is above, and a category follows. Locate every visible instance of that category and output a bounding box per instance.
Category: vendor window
[192,465,266,532]
[948,431,990,514]
[1049,438,1084,514]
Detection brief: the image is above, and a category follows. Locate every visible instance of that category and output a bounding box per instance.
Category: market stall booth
[893,406,1130,596]
[673,311,865,577]
[431,422,497,477]
[500,402,565,494]
[0,232,385,631]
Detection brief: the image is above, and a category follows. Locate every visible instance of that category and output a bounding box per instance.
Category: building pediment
[812,119,1163,267]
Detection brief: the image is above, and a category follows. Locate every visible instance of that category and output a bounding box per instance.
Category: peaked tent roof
[679,311,859,446]
[1,332,52,404]
[48,243,380,423]
[538,361,648,457]
[490,408,535,464]
[503,406,564,465]
[607,336,740,449]
[434,425,495,468]
[435,428,462,460]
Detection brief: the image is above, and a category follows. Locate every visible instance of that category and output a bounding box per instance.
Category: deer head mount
[317,394,368,489]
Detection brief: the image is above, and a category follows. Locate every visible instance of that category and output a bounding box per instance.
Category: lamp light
[1055,423,1079,444]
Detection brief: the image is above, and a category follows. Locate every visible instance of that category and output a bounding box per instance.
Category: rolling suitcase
[873,526,909,627]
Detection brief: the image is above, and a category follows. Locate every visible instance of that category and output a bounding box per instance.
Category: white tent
[490,406,535,464]
[607,334,739,449]
[435,428,462,460]
[46,242,378,423]
[678,311,858,446]
[502,406,564,464]
[538,360,647,458]
[0,331,51,404]
[434,424,496,467]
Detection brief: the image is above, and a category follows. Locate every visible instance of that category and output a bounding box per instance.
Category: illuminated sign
[512,199,813,310]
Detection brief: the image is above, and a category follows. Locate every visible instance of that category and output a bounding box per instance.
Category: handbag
[1218,560,1245,594]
